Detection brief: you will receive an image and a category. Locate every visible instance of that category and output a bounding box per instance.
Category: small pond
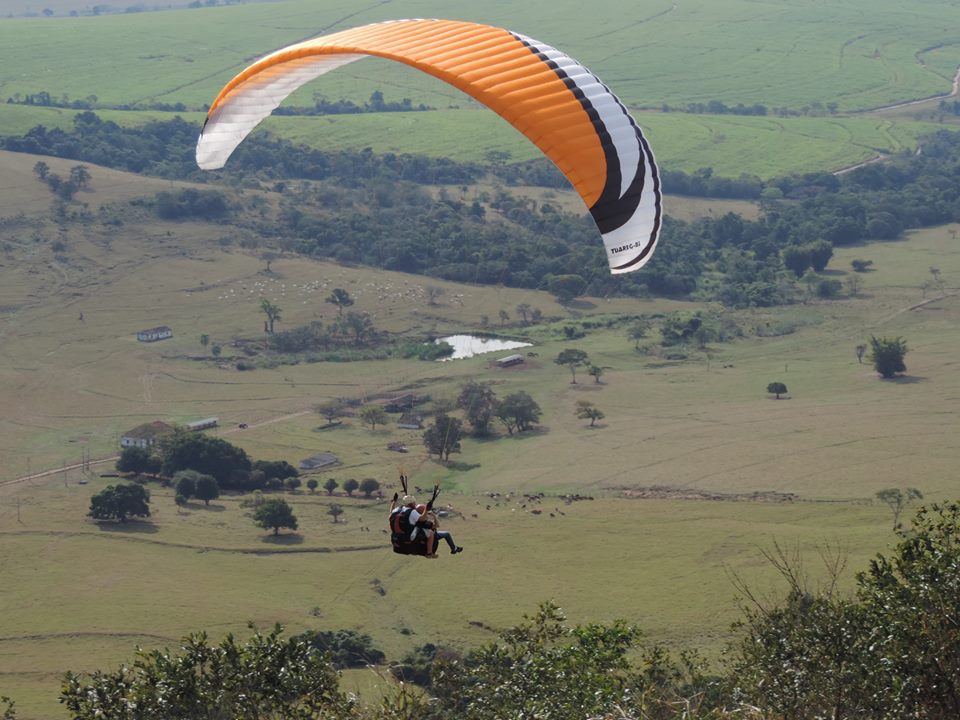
[436,334,532,361]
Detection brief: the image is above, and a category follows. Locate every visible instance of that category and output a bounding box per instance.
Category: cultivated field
[1,0,958,179]
[1,149,959,718]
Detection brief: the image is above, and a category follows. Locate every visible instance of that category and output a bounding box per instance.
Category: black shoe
[451,546,463,554]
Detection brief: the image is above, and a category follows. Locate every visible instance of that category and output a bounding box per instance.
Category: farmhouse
[120,421,175,449]
[495,354,525,368]
[136,326,173,342]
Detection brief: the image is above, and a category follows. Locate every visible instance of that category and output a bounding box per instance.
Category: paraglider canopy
[196,19,662,273]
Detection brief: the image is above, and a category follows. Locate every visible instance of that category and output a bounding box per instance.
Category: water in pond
[436,334,532,360]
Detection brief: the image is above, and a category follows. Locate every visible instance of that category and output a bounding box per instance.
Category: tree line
[8,114,960,305]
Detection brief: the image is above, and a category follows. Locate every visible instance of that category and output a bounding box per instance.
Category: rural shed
[120,421,175,449]
[397,413,423,429]
[186,417,219,432]
[495,354,525,368]
[299,452,340,471]
[137,326,173,342]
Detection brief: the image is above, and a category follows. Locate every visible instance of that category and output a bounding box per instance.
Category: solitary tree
[195,475,220,506]
[555,349,589,383]
[495,391,542,435]
[855,344,867,363]
[498,309,510,326]
[423,414,464,460]
[200,334,210,351]
[342,478,360,497]
[875,487,923,530]
[306,478,318,494]
[324,478,339,495]
[869,336,907,378]
[88,483,151,523]
[259,298,282,333]
[69,164,91,190]
[328,504,344,524]
[588,364,605,384]
[767,381,788,399]
[253,498,298,535]
[359,478,381,498]
[173,470,198,500]
[627,319,652,350]
[846,275,863,297]
[359,405,388,430]
[426,286,445,306]
[325,288,353,316]
[516,303,531,324]
[316,401,346,427]
[575,400,605,427]
[33,160,50,180]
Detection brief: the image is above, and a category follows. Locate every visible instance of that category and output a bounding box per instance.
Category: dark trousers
[435,530,457,551]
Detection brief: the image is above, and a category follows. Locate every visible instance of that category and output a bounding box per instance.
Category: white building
[137,326,173,342]
[120,421,175,449]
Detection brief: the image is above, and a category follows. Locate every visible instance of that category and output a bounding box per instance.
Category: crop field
[1,0,959,181]
[1,0,957,111]
[1,149,960,717]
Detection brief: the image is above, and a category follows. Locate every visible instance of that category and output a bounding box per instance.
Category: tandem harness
[390,476,440,557]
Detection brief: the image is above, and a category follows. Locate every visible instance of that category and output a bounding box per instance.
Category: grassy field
[0,101,945,178]
[1,147,959,717]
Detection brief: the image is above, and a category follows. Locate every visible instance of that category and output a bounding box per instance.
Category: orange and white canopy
[196,19,662,274]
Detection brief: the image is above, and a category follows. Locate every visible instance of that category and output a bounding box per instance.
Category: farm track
[0,529,383,555]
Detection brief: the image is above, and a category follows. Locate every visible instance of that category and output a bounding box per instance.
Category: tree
[69,164,91,190]
[516,303,531,324]
[316,400,346,426]
[339,311,376,345]
[851,258,873,272]
[359,478,380,498]
[284,476,302,492]
[855,343,867,363]
[555,348,589,383]
[498,309,510,326]
[627,318,652,349]
[324,478,339,496]
[426,286,445,305]
[327,504,344,523]
[575,400,605,427]
[495,391,541,435]
[306,478,318,494]
[457,380,497,437]
[588,364,605,384]
[60,625,346,720]
[547,274,587,303]
[199,334,209,351]
[358,405,388,430]
[423,414,464,460]
[253,498,298,535]
[846,274,863,297]
[252,459,299,482]
[432,602,640,720]
[116,446,152,475]
[342,478,359,496]
[869,335,907,378]
[767,381,788,399]
[88,483,151,523]
[875,487,923,530]
[194,475,220,505]
[782,245,812,278]
[325,288,353,316]
[161,431,251,485]
[33,160,49,180]
[211,344,222,357]
[259,298,282,333]
[856,502,960,718]
[173,470,198,500]
[808,239,834,272]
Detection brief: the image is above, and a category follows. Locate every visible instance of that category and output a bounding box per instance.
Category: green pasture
[1,0,957,111]
[0,101,944,178]
[0,469,900,719]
